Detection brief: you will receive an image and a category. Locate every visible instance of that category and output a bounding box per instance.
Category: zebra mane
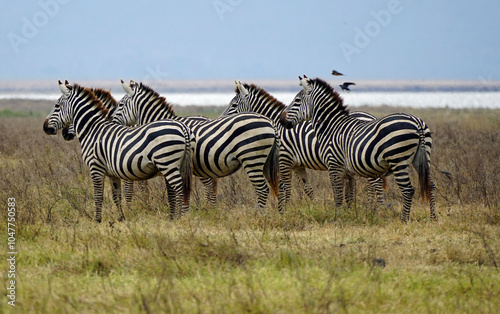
[73,84,110,118]
[90,88,117,108]
[138,83,176,116]
[241,83,287,112]
[311,78,350,116]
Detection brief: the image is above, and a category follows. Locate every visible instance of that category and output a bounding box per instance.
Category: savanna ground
[0,99,499,313]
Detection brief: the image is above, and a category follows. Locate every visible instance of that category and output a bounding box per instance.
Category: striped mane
[90,88,117,107]
[90,88,117,120]
[138,83,176,116]
[74,84,109,118]
[312,78,350,116]
[243,83,287,112]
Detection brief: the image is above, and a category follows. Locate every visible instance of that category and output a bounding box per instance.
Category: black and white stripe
[43,81,194,222]
[281,77,436,222]
[223,82,385,211]
[112,80,280,209]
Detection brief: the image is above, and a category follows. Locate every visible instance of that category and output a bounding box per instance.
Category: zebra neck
[137,98,176,125]
[258,104,284,125]
[73,105,110,142]
[311,104,351,143]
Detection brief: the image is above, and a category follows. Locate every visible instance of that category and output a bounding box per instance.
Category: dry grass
[0,105,499,313]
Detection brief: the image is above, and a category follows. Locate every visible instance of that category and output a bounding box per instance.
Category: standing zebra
[43,81,194,222]
[281,76,436,222]
[222,81,385,211]
[60,84,144,210]
[112,80,280,209]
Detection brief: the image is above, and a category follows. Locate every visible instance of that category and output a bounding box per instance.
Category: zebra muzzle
[279,111,294,129]
[43,119,57,135]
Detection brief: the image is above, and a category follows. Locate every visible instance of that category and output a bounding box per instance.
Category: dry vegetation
[0,103,499,313]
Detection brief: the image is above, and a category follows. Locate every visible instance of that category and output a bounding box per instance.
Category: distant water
[1,91,499,109]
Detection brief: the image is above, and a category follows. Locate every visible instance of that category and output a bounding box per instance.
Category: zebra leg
[90,172,105,223]
[245,168,270,209]
[165,179,177,219]
[344,175,355,207]
[367,177,385,206]
[328,168,345,208]
[200,177,217,208]
[109,177,125,221]
[392,165,414,223]
[164,173,190,218]
[137,180,149,197]
[124,180,134,206]
[278,164,294,212]
[293,167,315,200]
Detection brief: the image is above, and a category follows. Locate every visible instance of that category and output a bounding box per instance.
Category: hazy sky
[1,0,499,81]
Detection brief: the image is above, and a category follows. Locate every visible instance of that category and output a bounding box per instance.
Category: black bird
[331,70,344,76]
[339,82,355,91]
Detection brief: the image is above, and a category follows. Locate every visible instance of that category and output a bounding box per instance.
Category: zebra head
[113,79,139,126]
[220,81,251,117]
[280,75,314,129]
[43,80,74,135]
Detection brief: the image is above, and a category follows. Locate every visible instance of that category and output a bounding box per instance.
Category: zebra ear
[59,80,69,95]
[121,79,134,96]
[299,76,312,94]
[237,81,249,96]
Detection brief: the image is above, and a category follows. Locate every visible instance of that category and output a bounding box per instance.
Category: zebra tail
[414,127,432,201]
[181,130,194,205]
[263,137,280,198]
[382,177,388,191]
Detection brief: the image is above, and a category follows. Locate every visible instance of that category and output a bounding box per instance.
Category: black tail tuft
[264,137,280,198]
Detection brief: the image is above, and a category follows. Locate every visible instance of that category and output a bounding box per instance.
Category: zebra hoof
[96,217,102,223]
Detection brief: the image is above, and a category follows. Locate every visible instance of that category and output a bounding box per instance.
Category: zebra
[43,81,194,222]
[112,80,280,209]
[59,85,149,210]
[280,76,436,222]
[222,81,385,211]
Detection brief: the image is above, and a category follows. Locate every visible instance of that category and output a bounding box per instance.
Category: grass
[1,105,499,313]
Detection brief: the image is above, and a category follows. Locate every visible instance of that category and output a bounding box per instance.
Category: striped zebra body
[281,77,436,222]
[43,82,193,222]
[60,87,143,209]
[223,82,384,211]
[112,80,280,209]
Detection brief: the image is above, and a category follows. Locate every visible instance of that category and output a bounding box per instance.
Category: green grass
[0,109,43,117]
[1,106,499,313]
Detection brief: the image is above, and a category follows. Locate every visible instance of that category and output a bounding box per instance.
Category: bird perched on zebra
[280,76,437,222]
[112,80,280,210]
[221,81,385,211]
[43,81,194,222]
